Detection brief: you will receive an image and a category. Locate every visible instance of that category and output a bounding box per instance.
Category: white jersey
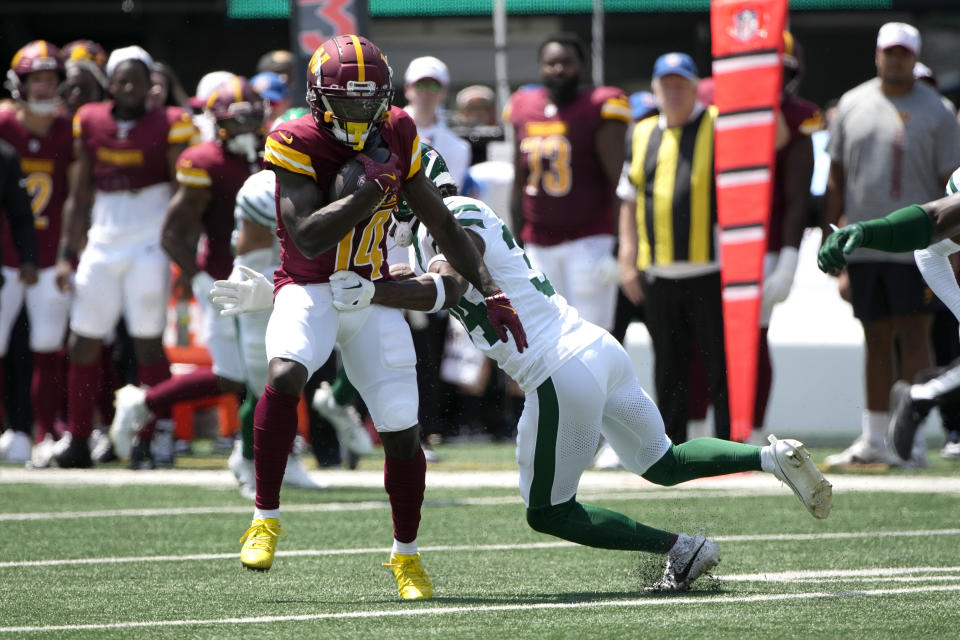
[233,169,281,268]
[410,195,607,392]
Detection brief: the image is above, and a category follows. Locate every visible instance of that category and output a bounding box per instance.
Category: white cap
[877,22,920,56]
[404,56,450,87]
[106,45,154,78]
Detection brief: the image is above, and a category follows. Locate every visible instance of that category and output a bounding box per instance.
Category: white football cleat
[2,430,32,463]
[768,435,832,519]
[823,436,897,468]
[110,384,153,459]
[228,439,256,499]
[592,440,623,470]
[650,533,720,592]
[283,453,326,490]
[29,434,57,468]
[312,382,373,456]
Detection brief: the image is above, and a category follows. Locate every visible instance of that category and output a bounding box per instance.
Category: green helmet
[270,106,309,132]
[395,143,457,222]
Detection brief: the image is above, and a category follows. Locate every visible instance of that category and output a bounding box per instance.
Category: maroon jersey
[769,94,822,251]
[74,102,194,192]
[0,109,73,267]
[175,142,257,279]
[505,86,630,246]
[262,107,421,289]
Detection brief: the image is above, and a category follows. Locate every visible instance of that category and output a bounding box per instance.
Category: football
[328,145,392,201]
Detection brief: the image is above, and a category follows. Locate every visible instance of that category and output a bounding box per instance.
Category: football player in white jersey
[223,162,371,498]
[215,147,833,591]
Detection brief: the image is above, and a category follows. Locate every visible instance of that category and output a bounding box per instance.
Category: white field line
[3,584,960,634]
[722,565,960,582]
[3,531,960,570]
[3,467,960,495]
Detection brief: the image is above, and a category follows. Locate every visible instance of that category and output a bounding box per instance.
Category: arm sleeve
[915,239,960,322]
[0,147,39,265]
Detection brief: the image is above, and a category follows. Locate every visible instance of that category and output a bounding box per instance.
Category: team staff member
[823,22,960,466]
[53,46,195,467]
[505,33,629,333]
[618,52,729,443]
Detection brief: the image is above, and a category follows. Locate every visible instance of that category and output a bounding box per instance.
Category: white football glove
[762,247,798,307]
[191,270,216,304]
[329,270,375,311]
[211,265,274,317]
[593,253,621,286]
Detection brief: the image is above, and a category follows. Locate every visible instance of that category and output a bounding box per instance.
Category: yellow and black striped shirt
[628,106,717,270]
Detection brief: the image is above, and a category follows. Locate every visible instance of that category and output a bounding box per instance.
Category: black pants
[641,271,730,442]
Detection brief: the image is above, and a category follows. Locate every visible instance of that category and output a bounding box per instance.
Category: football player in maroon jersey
[0,41,71,466]
[505,33,630,334]
[52,46,195,468]
[237,34,525,600]
[61,40,108,115]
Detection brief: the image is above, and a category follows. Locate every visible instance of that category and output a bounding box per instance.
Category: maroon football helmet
[5,40,63,102]
[205,76,268,138]
[305,34,394,151]
[62,40,107,70]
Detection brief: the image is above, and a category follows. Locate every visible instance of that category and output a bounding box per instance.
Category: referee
[617,52,729,443]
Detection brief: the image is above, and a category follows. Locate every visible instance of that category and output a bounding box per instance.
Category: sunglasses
[412,80,443,93]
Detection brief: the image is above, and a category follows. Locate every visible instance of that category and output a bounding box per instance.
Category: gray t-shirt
[828,78,960,263]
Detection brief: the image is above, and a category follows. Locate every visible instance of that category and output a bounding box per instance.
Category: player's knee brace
[525,499,576,536]
[641,445,682,486]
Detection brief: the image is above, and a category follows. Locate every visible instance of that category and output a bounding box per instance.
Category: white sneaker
[283,453,326,490]
[29,434,57,468]
[650,533,720,591]
[0,429,13,459]
[941,441,960,460]
[228,439,256,499]
[312,382,373,456]
[823,436,896,467]
[592,440,623,470]
[767,435,833,519]
[3,430,32,463]
[110,384,153,459]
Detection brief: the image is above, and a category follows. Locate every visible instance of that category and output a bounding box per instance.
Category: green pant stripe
[529,377,560,508]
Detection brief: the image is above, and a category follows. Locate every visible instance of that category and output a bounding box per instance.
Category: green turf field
[2,441,959,639]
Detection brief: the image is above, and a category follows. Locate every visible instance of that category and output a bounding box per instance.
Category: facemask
[226,132,261,163]
[27,99,58,116]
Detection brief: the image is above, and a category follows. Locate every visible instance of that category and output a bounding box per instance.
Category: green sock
[331,367,358,406]
[642,438,762,486]
[240,393,256,460]
[526,498,675,553]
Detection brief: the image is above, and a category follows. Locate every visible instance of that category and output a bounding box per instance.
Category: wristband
[58,247,77,263]
[426,272,446,313]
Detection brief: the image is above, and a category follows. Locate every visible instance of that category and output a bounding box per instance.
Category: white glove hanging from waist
[762,246,799,307]
[210,265,275,316]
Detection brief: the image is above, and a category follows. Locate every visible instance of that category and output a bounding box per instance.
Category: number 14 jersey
[411,195,607,393]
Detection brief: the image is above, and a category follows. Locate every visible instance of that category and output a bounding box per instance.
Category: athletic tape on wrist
[426,272,445,313]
